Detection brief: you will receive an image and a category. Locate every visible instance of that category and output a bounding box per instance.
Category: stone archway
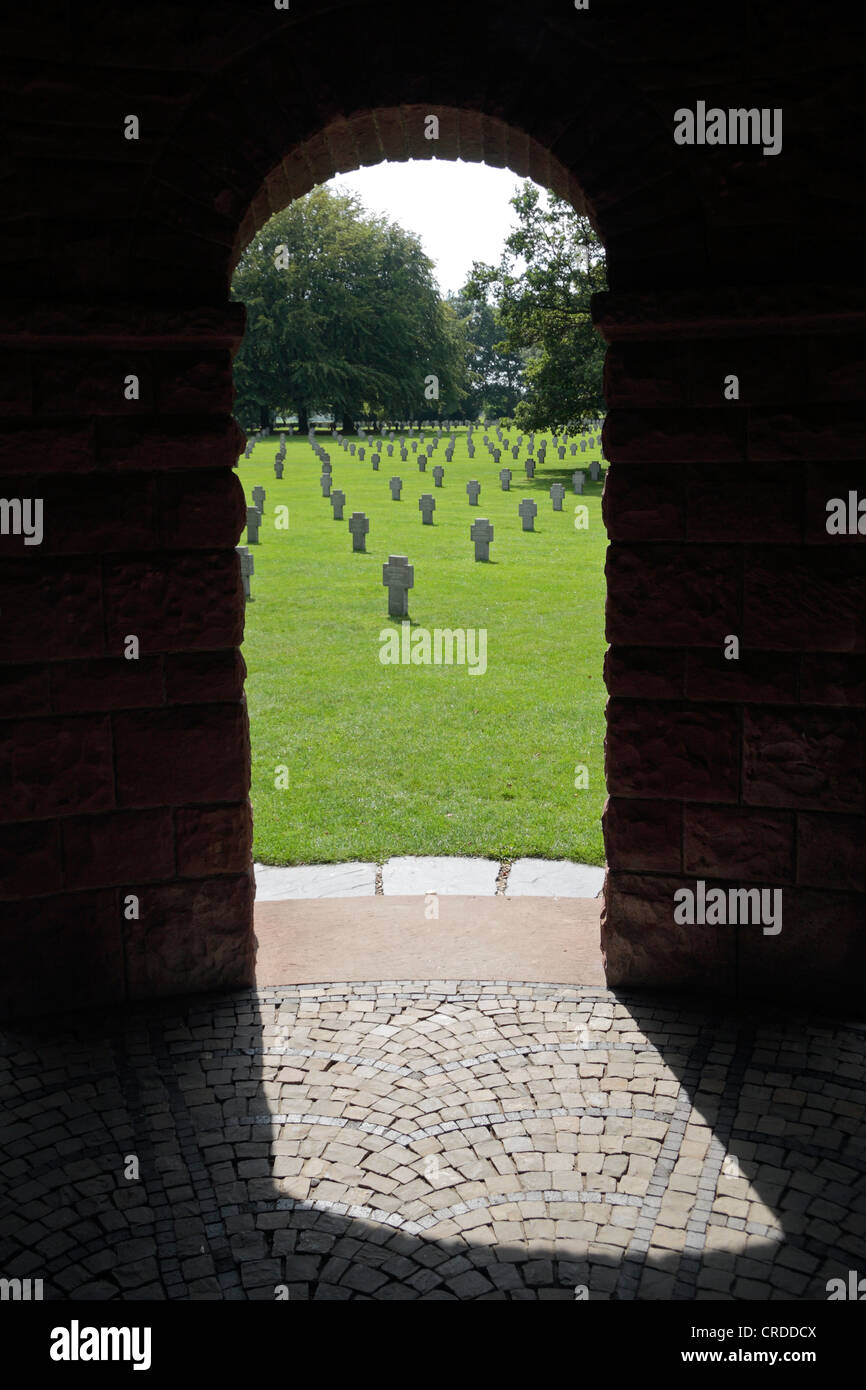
[1,2,863,1019]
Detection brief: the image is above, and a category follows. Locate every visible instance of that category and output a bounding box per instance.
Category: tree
[463,182,606,431]
[231,185,466,432]
[448,291,525,418]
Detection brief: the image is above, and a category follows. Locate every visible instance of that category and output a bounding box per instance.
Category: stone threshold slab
[254,858,606,900]
[254,895,605,987]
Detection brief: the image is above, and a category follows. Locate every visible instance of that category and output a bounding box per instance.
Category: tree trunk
[298,405,309,435]
[342,411,354,435]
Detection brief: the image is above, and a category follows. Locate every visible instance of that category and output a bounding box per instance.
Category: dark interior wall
[0,1,863,1018]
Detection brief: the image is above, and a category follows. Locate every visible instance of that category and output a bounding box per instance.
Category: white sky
[326,159,540,297]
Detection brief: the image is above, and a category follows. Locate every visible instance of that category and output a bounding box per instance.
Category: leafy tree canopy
[231,185,467,431]
[462,182,606,433]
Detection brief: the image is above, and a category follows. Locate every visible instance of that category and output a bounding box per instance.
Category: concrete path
[254,895,605,987]
[254,857,606,900]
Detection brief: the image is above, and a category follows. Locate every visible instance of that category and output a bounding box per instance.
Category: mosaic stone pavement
[1,982,864,1301]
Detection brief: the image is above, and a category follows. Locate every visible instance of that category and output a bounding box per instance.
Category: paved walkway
[253,858,606,901]
[253,896,605,986]
[2,982,863,1300]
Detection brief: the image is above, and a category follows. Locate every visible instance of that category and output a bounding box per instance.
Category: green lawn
[238,425,608,866]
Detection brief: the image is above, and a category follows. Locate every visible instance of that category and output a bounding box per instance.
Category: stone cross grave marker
[383,554,413,618]
[493,449,501,464]
[589,460,600,482]
[471,517,494,561]
[499,468,512,490]
[252,486,266,514]
[419,494,436,525]
[570,443,577,455]
[389,476,403,500]
[358,447,365,460]
[432,465,444,487]
[525,458,536,479]
[387,444,393,456]
[466,479,481,505]
[518,498,537,532]
[550,483,566,511]
[246,506,260,544]
[580,440,586,452]
[418,455,427,471]
[400,446,408,461]
[371,453,380,470]
[330,489,346,520]
[274,460,284,478]
[237,545,254,600]
[348,512,369,552]
[558,446,566,459]
[573,470,585,494]
[512,445,519,459]
[320,473,332,497]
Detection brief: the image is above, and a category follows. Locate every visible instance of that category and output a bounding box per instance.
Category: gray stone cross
[348,511,369,552]
[320,472,332,497]
[389,476,403,500]
[419,494,436,524]
[432,465,444,487]
[246,506,260,544]
[471,517,494,561]
[525,458,536,478]
[383,554,414,618]
[499,468,512,491]
[330,489,346,520]
[550,483,566,511]
[589,460,601,482]
[466,480,481,505]
[237,545,254,601]
[274,460,284,479]
[573,470,585,494]
[252,485,266,513]
[518,498,537,532]
[371,453,380,470]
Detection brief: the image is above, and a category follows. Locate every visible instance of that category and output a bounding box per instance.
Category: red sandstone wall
[0,1,863,1016]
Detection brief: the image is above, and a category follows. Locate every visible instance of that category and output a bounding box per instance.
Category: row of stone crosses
[237,418,605,601]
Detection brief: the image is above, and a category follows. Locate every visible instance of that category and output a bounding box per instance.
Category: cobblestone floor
[1,982,864,1300]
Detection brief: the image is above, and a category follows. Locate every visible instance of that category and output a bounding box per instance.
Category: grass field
[238,425,608,866]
